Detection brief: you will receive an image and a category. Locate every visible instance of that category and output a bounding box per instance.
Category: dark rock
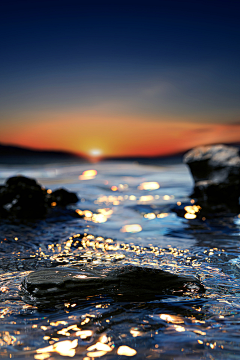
[0,175,79,219]
[20,265,204,307]
[49,188,79,206]
[183,145,240,210]
[5,176,41,188]
[0,176,47,218]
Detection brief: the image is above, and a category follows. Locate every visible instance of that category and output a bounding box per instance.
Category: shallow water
[0,161,240,359]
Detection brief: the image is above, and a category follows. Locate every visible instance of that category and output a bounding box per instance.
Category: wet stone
[20,265,204,307]
[183,144,240,211]
[0,175,79,219]
[49,188,79,206]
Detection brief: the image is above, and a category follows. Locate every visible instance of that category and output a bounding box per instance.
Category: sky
[0,0,240,158]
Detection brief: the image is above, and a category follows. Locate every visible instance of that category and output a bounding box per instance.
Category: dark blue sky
[1,1,240,72]
[0,0,240,156]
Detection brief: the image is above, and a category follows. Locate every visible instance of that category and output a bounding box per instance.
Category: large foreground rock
[184,145,240,210]
[20,265,203,307]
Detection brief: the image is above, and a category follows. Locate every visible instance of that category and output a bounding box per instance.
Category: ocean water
[0,161,240,359]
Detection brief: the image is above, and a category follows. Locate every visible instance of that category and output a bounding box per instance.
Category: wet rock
[183,145,240,210]
[0,175,79,219]
[20,265,204,307]
[49,188,79,206]
[0,176,47,218]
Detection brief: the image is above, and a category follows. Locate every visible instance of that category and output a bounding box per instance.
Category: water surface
[0,161,240,359]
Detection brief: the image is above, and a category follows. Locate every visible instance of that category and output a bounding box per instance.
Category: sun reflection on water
[79,170,97,180]
[138,182,160,190]
[121,224,142,233]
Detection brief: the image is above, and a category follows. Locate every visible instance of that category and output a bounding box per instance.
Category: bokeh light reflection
[138,182,160,190]
[79,170,97,180]
[121,224,142,233]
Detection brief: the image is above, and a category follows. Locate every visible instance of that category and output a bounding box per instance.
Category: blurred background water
[0,161,240,359]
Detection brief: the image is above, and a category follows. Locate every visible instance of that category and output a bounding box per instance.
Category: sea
[0,160,240,359]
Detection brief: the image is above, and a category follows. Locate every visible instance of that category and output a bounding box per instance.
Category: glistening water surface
[0,161,240,359]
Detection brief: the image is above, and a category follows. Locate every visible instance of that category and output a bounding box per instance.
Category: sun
[89,149,102,157]
[87,149,103,162]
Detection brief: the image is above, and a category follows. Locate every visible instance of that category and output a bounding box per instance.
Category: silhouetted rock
[50,188,79,206]
[184,145,240,210]
[0,176,47,218]
[20,265,204,306]
[0,175,79,219]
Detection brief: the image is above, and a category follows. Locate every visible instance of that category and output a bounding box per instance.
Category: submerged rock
[20,265,203,307]
[0,175,79,219]
[184,145,240,211]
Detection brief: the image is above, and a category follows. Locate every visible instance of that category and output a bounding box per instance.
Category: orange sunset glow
[1,109,240,158]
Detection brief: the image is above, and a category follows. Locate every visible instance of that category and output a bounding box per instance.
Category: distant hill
[103,142,240,166]
[1,141,239,166]
[0,143,85,164]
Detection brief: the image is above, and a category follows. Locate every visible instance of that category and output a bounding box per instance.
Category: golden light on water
[98,208,113,216]
[144,213,156,220]
[184,213,197,219]
[184,205,201,219]
[129,195,136,201]
[76,208,112,223]
[193,330,207,336]
[79,170,97,180]
[173,325,185,332]
[184,205,201,214]
[95,195,122,204]
[0,286,8,293]
[99,335,108,343]
[157,213,169,218]
[87,342,112,352]
[138,182,160,190]
[139,195,154,202]
[36,339,78,357]
[92,214,108,223]
[163,195,171,200]
[121,224,142,233]
[86,338,113,358]
[159,314,184,324]
[34,354,50,360]
[75,330,93,339]
[117,346,137,356]
[130,328,143,337]
[54,340,78,356]
[0,331,16,345]
[86,350,108,357]
[83,210,93,218]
